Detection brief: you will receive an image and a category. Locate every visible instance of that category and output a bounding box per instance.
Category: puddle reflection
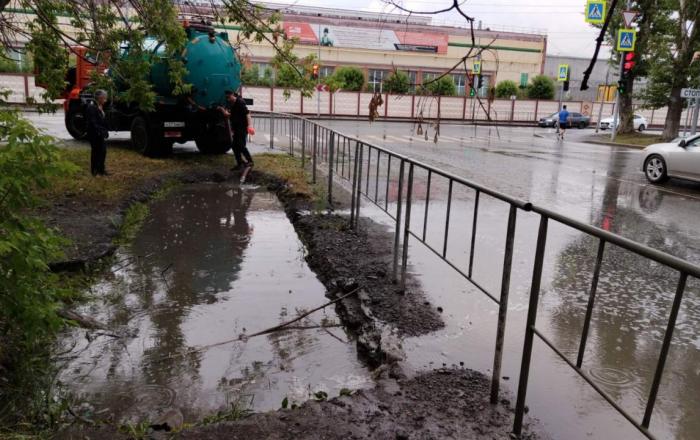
[57,184,371,424]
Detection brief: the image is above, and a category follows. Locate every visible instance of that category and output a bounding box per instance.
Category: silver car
[642,134,700,183]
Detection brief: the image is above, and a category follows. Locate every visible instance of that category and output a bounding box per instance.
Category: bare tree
[380,0,499,140]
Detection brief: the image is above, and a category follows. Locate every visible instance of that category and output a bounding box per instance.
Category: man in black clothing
[85,90,110,176]
[224,90,254,170]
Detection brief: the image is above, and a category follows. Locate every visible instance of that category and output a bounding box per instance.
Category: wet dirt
[293,214,444,338]
[41,167,231,271]
[180,368,543,440]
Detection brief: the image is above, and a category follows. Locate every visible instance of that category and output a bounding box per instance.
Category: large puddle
[55,184,371,423]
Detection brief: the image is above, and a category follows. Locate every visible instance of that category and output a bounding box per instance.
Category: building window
[422,71,439,84]
[452,73,466,96]
[254,63,274,80]
[402,70,417,93]
[368,69,387,93]
[320,66,334,78]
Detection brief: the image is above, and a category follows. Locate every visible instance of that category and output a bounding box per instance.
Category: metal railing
[250,111,700,439]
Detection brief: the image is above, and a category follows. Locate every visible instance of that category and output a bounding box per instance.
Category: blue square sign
[617,29,637,51]
[586,1,606,24]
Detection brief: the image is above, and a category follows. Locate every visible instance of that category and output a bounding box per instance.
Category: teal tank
[145,25,241,108]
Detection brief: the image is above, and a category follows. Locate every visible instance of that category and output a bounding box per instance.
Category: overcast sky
[271,0,612,59]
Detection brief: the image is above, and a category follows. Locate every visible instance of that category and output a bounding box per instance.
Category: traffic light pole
[611,56,624,142]
[613,0,633,142]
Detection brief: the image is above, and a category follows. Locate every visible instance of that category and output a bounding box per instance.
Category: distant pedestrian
[86,90,109,176]
[557,105,570,141]
[224,90,255,170]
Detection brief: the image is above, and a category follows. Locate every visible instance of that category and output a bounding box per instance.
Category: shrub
[425,75,457,96]
[240,64,260,86]
[383,71,410,94]
[527,75,556,100]
[0,108,76,351]
[495,80,519,98]
[326,66,365,92]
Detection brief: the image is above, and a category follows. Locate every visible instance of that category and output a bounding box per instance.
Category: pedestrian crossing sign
[473,60,482,75]
[617,28,637,52]
[558,64,569,82]
[585,1,606,24]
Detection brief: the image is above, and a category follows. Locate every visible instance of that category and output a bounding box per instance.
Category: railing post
[354,143,364,231]
[468,190,480,278]
[350,141,359,226]
[327,132,335,208]
[312,124,318,184]
[270,113,275,150]
[490,204,518,404]
[513,215,548,436]
[301,121,306,167]
[289,115,294,155]
[400,162,414,289]
[642,271,688,429]
[392,160,405,282]
[576,239,606,368]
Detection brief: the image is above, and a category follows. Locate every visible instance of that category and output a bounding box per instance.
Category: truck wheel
[131,116,171,157]
[65,107,88,140]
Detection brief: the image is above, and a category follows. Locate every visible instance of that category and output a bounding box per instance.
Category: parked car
[642,134,700,183]
[599,114,648,131]
[538,112,591,128]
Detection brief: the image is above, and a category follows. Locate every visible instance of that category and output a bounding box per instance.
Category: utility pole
[691,98,700,135]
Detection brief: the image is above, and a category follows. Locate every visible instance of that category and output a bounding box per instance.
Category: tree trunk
[663,87,683,140]
[618,76,635,134]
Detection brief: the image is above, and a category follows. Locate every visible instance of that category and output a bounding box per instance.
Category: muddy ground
[40,167,231,271]
[47,165,543,439]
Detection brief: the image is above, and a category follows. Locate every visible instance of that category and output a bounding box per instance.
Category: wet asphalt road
[317,119,700,257]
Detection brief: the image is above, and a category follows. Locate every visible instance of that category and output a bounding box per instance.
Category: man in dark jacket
[224,90,254,170]
[86,90,109,176]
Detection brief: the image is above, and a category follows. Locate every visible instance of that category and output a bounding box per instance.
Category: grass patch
[593,132,664,147]
[253,153,329,210]
[114,202,149,245]
[41,145,230,203]
[253,153,314,197]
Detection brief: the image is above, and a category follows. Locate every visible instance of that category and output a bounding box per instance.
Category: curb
[585,139,646,149]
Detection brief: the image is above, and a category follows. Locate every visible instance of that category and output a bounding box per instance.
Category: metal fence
[251,111,700,439]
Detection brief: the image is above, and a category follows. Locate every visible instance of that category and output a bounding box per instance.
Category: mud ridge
[250,170,444,339]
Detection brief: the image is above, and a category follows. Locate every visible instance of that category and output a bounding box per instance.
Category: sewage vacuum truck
[56,20,243,157]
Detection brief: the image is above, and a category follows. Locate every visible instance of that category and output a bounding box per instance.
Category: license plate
[164,121,185,128]
[164,131,181,138]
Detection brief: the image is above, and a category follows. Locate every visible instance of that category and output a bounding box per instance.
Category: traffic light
[312,64,319,79]
[618,79,626,96]
[623,52,636,76]
[618,52,635,96]
[563,67,571,91]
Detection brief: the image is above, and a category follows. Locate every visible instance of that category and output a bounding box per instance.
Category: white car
[642,134,700,183]
[599,114,648,131]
